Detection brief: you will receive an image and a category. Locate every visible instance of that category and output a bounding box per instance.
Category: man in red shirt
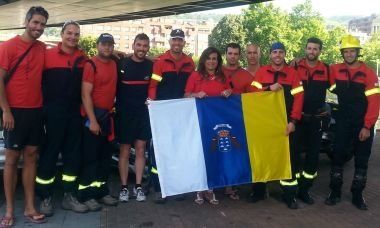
[325,35,380,210]
[223,43,253,95]
[245,44,261,77]
[148,28,195,203]
[77,33,118,211]
[0,6,49,226]
[250,42,304,209]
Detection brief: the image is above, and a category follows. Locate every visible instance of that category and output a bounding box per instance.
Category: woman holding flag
[184,46,232,204]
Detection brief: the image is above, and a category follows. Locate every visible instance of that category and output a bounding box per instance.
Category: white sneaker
[133,187,146,202]
[119,187,129,202]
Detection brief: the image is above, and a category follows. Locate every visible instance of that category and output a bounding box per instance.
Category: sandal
[204,190,219,205]
[24,213,46,224]
[194,192,204,205]
[224,189,240,200]
[0,216,15,228]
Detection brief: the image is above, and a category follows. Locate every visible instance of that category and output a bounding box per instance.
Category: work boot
[325,190,341,206]
[351,169,368,210]
[98,195,118,206]
[62,193,89,213]
[352,191,368,210]
[154,192,166,204]
[83,199,102,211]
[248,182,266,203]
[40,197,54,217]
[282,195,298,209]
[297,190,314,205]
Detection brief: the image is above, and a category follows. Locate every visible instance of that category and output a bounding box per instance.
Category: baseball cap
[270,42,286,52]
[97,33,115,44]
[170,29,185,39]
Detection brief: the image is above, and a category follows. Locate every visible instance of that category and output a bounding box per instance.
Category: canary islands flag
[148,92,291,197]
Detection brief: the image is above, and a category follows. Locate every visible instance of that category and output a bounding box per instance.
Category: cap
[97,33,115,44]
[270,42,286,52]
[170,29,185,39]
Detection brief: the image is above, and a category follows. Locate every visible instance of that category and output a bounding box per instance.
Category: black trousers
[294,116,323,190]
[149,143,161,192]
[77,127,112,202]
[332,119,374,170]
[36,106,82,199]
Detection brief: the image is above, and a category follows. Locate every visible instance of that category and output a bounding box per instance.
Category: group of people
[0,5,379,228]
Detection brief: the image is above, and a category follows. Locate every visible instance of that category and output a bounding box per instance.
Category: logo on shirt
[211,124,240,153]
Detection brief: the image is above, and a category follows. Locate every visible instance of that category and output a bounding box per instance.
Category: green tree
[79,35,97,57]
[320,26,346,65]
[148,46,166,57]
[362,33,380,73]
[208,15,246,54]
[243,3,293,64]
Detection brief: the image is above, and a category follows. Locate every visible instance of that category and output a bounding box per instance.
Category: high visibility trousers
[294,117,322,191]
[77,127,112,202]
[148,142,161,192]
[330,119,374,192]
[36,106,83,199]
[280,133,298,198]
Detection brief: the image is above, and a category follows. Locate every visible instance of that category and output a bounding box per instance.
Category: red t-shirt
[185,71,231,96]
[82,56,117,111]
[0,35,45,108]
[223,66,253,94]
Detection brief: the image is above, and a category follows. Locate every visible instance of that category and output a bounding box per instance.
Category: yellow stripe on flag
[241,91,291,182]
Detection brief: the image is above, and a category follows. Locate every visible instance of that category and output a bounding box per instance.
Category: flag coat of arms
[148,91,291,197]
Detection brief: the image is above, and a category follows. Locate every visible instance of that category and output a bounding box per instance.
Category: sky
[204,0,379,17]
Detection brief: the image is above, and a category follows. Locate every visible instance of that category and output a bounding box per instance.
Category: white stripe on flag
[148,98,209,197]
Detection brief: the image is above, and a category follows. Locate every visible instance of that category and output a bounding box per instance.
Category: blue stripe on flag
[195,95,252,189]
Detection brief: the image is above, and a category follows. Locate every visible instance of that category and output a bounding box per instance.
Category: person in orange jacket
[250,42,304,209]
[325,35,380,210]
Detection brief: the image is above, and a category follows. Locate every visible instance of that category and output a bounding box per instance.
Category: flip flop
[0,216,15,228]
[224,190,240,200]
[24,213,46,224]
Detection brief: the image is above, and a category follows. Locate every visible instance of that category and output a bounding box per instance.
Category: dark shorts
[4,108,44,151]
[117,108,151,145]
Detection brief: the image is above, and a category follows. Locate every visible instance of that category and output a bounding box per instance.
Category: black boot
[248,182,266,203]
[325,166,343,206]
[282,194,298,209]
[351,169,368,210]
[352,191,368,210]
[298,175,315,205]
[325,190,341,205]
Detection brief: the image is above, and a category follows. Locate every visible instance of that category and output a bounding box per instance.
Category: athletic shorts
[117,108,151,145]
[3,108,44,151]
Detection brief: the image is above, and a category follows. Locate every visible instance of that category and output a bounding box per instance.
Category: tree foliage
[79,35,97,57]
[209,15,246,54]
[208,0,379,69]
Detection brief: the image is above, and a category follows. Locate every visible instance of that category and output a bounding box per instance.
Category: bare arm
[0,67,14,130]
[81,81,100,135]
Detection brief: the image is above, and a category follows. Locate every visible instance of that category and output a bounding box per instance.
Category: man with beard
[292,37,331,205]
[77,33,118,211]
[250,42,304,209]
[223,43,253,95]
[245,44,261,77]
[0,6,49,226]
[148,28,195,203]
[116,33,152,203]
[325,35,380,210]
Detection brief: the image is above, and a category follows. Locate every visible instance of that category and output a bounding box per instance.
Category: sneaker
[62,193,89,213]
[83,199,102,211]
[133,187,146,202]
[119,188,129,202]
[40,197,54,217]
[99,195,118,206]
[154,192,166,204]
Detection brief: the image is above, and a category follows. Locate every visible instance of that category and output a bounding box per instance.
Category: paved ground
[1,134,379,228]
